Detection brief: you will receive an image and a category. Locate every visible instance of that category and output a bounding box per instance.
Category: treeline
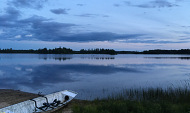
[0,47,73,54]
[37,47,73,54]
[1,48,190,55]
[79,48,116,55]
[142,49,190,54]
[116,49,190,54]
[0,47,116,55]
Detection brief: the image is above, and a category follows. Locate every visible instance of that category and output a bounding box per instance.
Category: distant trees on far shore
[37,47,73,54]
[0,47,116,55]
[79,48,116,55]
[142,49,190,54]
[1,47,190,55]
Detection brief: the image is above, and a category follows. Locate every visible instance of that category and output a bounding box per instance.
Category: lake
[0,54,190,100]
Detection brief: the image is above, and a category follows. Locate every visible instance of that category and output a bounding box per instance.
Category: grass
[72,86,190,113]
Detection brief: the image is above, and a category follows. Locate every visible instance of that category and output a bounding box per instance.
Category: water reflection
[145,57,190,60]
[81,56,115,60]
[38,54,72,61]
[0,64,140,90]
[0,54,190,99]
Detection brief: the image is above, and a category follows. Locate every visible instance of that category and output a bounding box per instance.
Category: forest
[1,47,190,55]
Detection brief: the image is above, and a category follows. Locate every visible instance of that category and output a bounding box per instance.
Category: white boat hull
[0,90,77,113]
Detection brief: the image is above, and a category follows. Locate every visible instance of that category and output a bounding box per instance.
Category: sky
[0,0,190,51]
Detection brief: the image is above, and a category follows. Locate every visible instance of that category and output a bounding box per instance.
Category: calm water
[0,54,190,100]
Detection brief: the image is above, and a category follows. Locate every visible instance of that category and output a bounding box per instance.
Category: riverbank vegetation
[1,47,190,55]
[72,87,190,113]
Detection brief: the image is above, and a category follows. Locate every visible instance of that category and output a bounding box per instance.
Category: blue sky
[0,0,190,51]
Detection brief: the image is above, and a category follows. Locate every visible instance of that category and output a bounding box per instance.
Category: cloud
[48,32,145,42]
[8,0,48,9]
[19,15,51,23]
[50,8,70,15]
[181,26,190,28]
[26,19,76,41]
[182,31,190,35]
[0,7,21,27]
[113,4,121,7]
[126,39,187,44]
[14,35,22,39]
[0,13,70,41]
[0,13,145,42]
[75,13,109,18]
[124,0,179,8]
[124,1,131,5]
[1,8,169,44]
[175,0,184,2]
[25,34,33,37]
[1,10,176,44]
[77,4,84,6]
[0,7,21,20]
[0,70,4,76]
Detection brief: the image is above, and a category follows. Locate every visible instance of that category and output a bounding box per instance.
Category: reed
[72,85,190,113]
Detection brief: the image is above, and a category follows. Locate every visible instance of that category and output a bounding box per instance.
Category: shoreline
[1,86,190,113]
[0,89,39,109]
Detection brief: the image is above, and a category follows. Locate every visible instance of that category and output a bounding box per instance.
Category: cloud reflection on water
[1,54,190,99]
[0,64,140,90]
[145,57,190,60]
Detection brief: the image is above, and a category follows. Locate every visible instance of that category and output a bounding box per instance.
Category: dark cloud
[0,13,144,42]
[0,8,165,43]
[0,4,144,43]
[8,0,48,9]
[0,7,21,27]
[124,0,179,8]
[0,7,20,20]
[138,1,178,8]
[0,11,165,43]
[49,32,144,42]
[0,14,75,40]
[50,8,70,15]
[5,7,21,16]
[31,22,75,41]
[75,13,109,18]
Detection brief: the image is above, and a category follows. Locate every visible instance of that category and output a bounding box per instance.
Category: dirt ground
[0,89,76,113]
[0,89,39,109]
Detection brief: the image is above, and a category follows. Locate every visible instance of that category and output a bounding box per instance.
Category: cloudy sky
[0,0,190,51]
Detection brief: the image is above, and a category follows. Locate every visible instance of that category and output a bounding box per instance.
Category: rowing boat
[0,90,77,113]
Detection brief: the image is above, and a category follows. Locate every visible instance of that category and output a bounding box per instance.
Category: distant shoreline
[1,47,190,55]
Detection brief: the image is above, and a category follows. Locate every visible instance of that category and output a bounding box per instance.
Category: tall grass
[72,85,190,113]
[109,87,190,103]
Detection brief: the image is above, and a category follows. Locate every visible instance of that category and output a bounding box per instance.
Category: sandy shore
[0,89,39,109]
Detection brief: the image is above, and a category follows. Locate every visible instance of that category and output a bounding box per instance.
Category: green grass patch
[72,87,190,113]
